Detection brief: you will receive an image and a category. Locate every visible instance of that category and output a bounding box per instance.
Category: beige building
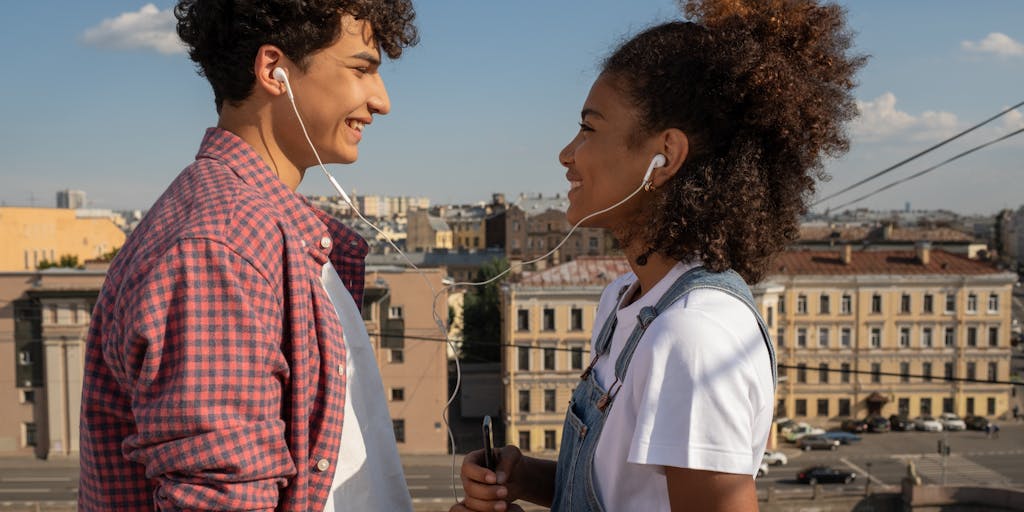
[406,209,453,252]
[0,207,125,271]
[504,197,608,268]
[771,245,1016,422]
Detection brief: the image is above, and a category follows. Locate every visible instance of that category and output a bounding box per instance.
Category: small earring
[644,182,656,192]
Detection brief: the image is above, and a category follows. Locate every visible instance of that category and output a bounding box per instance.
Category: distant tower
[905,201,911,213]
[57,189,86,209]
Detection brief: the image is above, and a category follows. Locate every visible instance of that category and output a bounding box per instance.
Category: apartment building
[0,207,126,271]
[406,209,454,252]
[504,194,609,267]
[771,245,1016,422]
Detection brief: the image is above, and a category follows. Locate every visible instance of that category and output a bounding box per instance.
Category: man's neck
[218,103,305,191]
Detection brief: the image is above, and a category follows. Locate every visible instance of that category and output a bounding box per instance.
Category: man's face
[279,14,390,166]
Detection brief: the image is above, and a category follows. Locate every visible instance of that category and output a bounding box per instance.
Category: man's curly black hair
[175,0,418,112]
[604,0,866,283]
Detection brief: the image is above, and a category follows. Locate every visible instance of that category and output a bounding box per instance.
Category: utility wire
[813,99,1024,207]
[828,126,1024,211]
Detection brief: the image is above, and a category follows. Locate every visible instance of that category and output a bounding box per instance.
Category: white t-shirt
[591,261,774,511]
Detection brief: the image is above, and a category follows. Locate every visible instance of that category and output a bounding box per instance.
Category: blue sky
[1,1,1021,215]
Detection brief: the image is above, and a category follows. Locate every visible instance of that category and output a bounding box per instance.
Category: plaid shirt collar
[196,127,368,265]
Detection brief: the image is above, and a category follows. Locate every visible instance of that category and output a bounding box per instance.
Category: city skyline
[1,1,1022,214]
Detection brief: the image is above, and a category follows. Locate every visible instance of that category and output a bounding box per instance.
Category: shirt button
[338,363,345,376]
[315,458,330,472]
[320,237,332,249]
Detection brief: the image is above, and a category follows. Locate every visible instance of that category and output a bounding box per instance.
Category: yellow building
[0,207,125,271]
[406,209,453,252]
[772,245,1016,422]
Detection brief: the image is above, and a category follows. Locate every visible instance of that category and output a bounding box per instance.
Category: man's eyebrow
[350,51,381,66]
[581,108,604,121]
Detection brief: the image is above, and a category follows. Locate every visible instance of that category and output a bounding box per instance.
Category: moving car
[763,450,788,466]
[939,412,967,431]
[822,431,862,445]
[757,461,770,478]
[784,423,827,442]
[796,466,857,485]
[864,415,890,433]
[797,435,840,451]
[839,418,868,433]
[914,415,943,432]
[889,414,912,431]
[964,414,991,431]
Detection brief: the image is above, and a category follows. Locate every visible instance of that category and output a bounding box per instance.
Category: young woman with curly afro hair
[454,1,865,511]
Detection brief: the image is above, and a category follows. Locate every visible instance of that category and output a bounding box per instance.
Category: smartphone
[482,415,496,471]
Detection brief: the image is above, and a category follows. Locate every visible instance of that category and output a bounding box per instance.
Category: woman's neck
[623,246,677,305]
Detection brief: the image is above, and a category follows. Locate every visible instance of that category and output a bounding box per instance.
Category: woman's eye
[578,122,593,132]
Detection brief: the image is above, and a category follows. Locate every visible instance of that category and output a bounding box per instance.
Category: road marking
[839,457,884,484]
[408,485,429,490]
[0,476,72,483]
[0,488,53,493]
[405,474,430,479]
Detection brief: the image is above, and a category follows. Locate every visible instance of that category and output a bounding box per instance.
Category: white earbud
[273,67,293,100]
[642,153,667,190]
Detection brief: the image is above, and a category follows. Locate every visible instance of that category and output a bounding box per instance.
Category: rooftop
[519,256,631,287]
[770,249,1004,276]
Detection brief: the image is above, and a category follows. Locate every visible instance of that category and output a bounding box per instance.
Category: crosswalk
[894,453,1013,486]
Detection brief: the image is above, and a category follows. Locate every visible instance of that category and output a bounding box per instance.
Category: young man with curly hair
[79,1,417,510]
[454,1,864,511]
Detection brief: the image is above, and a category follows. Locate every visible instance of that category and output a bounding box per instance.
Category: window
[48,304,58,324]
[921,327,933,348]
[966,397,975,415]
[840,363,851,383]
[945,293,956,313]
[518,347,531,371]
[519,390,531,413]
[966,362,976,381]
[987,398,996,415]
[988,293,999,312]
[797,364,807,383]
[544,389,556,412]
[944,327,955,348]
[943,398,954,414]
[519,431,531,451]
[871,363,881,383]
[817,399,829,417]
[389,306,404,319]
[544,430,557,451]
[543,348,555,370]
[967,294,978,313]
[900,294,911,314]
[389,349,404,363]
[840,327,851,348]
[391,388,405,401]
[797,328,807,348]
[922,362,932,382]
[797,295,807,314]
[778,297,786,314]
[24,423,37,447]
[517,310,530,331]
[570,308,583,331]
[393,419,406,443]
[841,295,852,315]
[767,306,774,327]
[838,398,851,417]
[589,237,599,250]
[870,328,882,348]
[776,328,785,348]
[542,308,555,331]
[819,294,830,314]
[18,350,33,366]
[967,327,978,347]
[570,348,583,370]
[818,363,829,383]
[923,294,934,313]
[900,362,910,383]
[899,327,911,348]
[795,399,807,416]
[19,390,35,404]
[898,398,910,416]
[818,327,829,348]
[920,398,932,415]
[871,294,882,314]
[988,362,998,382]
[944,362,954,381]
[73,304,83,324]
[988,326,999,347]
[777,399,787,418]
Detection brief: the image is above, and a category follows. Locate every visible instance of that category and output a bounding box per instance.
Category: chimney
[842,244,853,265]
[915,241,932,265]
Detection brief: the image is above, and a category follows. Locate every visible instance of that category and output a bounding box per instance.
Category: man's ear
[648,128,688,189]
[254,44,289,98]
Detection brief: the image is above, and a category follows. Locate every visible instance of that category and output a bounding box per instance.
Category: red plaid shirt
[80,128,367,511]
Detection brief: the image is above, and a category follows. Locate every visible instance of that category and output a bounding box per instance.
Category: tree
[96,246,121,263]
[460,258,508,362]
[37,254,82,270]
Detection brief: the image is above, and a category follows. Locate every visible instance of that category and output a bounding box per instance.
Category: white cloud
[851,92,959,142]
[1003,108,1024,131]
[961,32,1024,58]
[82,4,184,55]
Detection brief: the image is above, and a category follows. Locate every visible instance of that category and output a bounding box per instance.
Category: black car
[864,415,890,433]
[839,418,868,433]
[964,415,991,431]
[796,466,857,485]
[889,414,912,431]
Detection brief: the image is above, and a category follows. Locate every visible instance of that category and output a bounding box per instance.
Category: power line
[813,99,1024,207]
[828,126,1024,211]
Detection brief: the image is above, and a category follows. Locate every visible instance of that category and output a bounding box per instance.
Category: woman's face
[559,73,660,229]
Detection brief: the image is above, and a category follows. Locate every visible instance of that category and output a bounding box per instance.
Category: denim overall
[550,266,777,512]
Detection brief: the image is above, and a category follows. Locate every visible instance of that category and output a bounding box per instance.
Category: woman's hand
[454,445,527,512]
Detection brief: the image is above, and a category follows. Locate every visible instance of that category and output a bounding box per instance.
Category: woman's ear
[649,128,688,189]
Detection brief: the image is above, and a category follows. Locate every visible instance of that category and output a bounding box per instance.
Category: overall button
[320,237,332,249]
[315,458,330,472]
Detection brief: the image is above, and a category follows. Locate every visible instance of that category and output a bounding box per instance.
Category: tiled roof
[769,249,1003,276]
[519,256,631,287]
[798,225,974,242]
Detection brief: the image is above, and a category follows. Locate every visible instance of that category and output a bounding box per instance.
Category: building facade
[504,194,608,267]
[0,207,126,271]
[56,189,86,209]
[406,209,453,253]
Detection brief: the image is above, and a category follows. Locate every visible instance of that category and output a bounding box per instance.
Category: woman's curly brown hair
[604,0,866,282]
[175,0,418,112]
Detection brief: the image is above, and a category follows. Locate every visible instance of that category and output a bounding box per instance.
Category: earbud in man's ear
[272,67,293,100]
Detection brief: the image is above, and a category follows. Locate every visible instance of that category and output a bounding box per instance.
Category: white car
[756,462,770,478]
[938,412,966,431]
[914,415,944,432]
[784,423,827,442]
[763,450,788,466]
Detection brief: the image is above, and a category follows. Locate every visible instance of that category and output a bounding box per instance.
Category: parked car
[784,423,827,442]
[757,462,770,478]
[964,415,991,431]
[796,466,857,485]
[938,412,967,431]
[839,418,868,433]
[822,431,862,445]
[797,434,840,451]
[889,414,912,431]
[914,415,944,432]
[864,415,890,433]
[763,450,788,466]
